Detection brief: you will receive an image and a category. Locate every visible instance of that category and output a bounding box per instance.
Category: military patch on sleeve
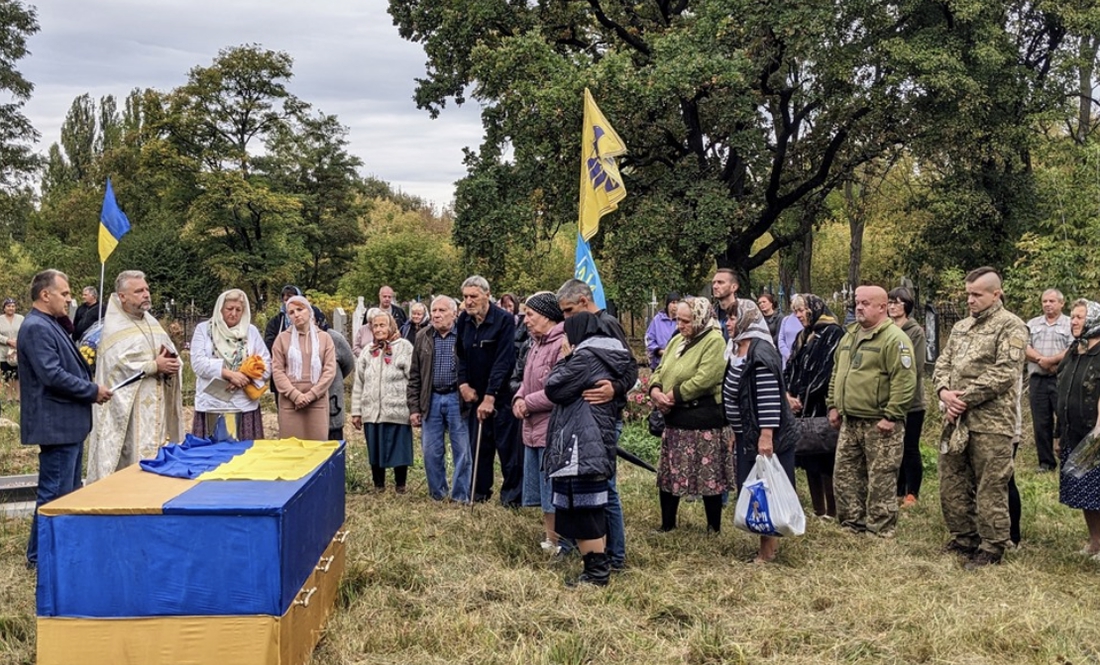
[1008,336,1025,362]
[899,341,913,369]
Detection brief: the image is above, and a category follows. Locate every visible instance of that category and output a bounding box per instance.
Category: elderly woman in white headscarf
[271,294,337,440]
[648,296,734,534]
[190,289,272,440]
[722,298,799,563]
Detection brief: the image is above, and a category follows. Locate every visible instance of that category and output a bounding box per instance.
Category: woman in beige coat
[272,295,337,440]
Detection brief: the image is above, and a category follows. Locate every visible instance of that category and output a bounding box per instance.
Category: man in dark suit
[19,269,112,569]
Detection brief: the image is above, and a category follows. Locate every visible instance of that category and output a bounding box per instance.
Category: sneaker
[901,494,918,508]
[941,540,978,556]
[963,550,1002,570]
[540,539,556,551]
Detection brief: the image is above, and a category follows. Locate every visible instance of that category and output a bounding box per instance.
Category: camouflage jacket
[932,301,1028,435]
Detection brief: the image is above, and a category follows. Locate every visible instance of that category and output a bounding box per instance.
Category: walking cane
[469,418,484,510]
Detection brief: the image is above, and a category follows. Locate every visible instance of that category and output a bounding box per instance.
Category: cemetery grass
[2,406,1100,663]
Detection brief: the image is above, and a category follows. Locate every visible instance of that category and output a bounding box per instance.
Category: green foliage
[339,198,463,301]
[1005,139,1100,315]
[0,241,38,304]
[392,0,1080,307]
[0,0,39,187]
[259,112,367,291]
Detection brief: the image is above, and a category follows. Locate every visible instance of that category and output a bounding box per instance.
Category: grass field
[2,387,1099,664]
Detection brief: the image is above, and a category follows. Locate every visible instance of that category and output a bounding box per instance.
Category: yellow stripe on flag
[578,88,627,241]
[98,225,120,264]
[198,438,340,481]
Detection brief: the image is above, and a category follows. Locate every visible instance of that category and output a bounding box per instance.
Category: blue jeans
[421,391,471,502]
[606,421,625,568]
[27,442,84,564]
[522,446,553,512]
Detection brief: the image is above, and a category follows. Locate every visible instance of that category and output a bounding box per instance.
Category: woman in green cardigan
[649,297,734,533]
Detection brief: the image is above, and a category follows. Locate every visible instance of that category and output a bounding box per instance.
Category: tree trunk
[845,179,865,295]
[1078,34,1098,144]
[798,231,813,294]
[778,250,796,309]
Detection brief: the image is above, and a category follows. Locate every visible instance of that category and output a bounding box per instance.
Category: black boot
[566,552,610,587]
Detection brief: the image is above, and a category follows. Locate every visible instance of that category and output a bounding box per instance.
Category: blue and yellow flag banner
[578,88,627,241]
[575,232,607,309]
[98,178,131,263]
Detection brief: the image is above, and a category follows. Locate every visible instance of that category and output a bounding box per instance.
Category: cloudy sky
[18,0,485,209]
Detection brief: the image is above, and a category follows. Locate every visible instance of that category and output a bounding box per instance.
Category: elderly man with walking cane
[455,276,523,507]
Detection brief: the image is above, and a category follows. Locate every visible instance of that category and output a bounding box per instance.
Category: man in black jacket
[71,286,104,342]
[456,275,522,506]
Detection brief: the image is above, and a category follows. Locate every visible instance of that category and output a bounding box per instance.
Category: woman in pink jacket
[512,292,567,553]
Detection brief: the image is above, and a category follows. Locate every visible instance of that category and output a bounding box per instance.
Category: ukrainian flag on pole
[576,89,627,309]
[98,178,131,263]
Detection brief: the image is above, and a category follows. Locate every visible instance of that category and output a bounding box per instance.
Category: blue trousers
[606,421,625,568]
[27,442,83,564]
[421,391,471,502]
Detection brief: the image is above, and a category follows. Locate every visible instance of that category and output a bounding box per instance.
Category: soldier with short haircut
[933,267,1028,569]
[827,285,917,537]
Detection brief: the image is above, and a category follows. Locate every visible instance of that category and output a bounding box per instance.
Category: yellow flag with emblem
[578,88,627,241]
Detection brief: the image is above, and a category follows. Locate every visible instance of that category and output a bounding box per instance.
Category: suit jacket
[17,308,100,445]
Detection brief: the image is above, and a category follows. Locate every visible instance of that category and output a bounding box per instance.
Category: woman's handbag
[795,416,838,455]
[647,410,666,437]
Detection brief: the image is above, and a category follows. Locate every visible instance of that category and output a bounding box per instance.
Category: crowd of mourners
[8,265,1100,584]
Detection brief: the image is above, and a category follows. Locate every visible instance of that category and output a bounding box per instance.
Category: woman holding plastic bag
[1055,299,1100,558]
[722,299,802,562]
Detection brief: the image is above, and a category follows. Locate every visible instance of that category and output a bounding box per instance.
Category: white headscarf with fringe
[285,295,322,382]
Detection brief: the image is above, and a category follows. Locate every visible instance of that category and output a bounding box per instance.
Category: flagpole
[98,262,105,324]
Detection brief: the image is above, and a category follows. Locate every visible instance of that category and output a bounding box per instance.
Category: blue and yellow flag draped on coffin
[139,434,341,481]
[36,439,346,619]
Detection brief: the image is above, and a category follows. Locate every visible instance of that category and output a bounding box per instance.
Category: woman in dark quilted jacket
[544,311,631,587]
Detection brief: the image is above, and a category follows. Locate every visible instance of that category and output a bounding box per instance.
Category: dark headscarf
[564,311,602,347]
[802,294,836,329]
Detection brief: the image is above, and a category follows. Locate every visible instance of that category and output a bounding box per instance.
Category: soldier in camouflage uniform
[827,286,917,537]
[932,267,1028,569]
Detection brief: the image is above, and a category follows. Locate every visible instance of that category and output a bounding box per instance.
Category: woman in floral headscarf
[272,295,337,440]
[784,293,844,519]
[723,298,798,562]
[1055,299,1100,558]
[351,310,414,493]
[649,296,734,533]
[190,289,271,439]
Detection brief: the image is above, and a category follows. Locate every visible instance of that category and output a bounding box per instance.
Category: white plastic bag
[733,454,806,537]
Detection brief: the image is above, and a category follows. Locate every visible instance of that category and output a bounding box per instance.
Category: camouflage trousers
[834,417,905,535]
[938,431,1014,556]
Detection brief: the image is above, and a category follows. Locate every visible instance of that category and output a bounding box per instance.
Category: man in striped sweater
[827,285,917,538]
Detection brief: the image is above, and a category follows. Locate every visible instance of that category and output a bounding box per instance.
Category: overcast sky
[17,0,485,210]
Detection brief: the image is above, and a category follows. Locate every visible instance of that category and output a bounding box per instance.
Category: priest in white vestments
[86,270,183,482]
